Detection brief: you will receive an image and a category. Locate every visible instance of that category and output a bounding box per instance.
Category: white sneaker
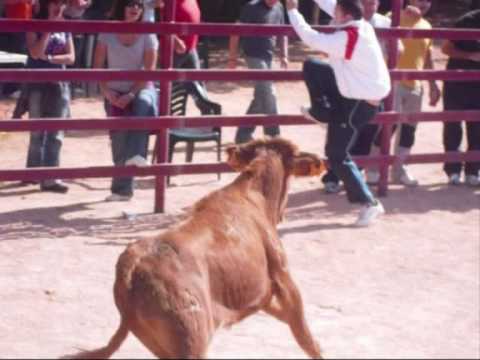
[465,174,480,187]
[392,166,418,187]
[448,173,462,186]
[105,193,132,202]
[366,170,380,185]
[355,200,385,227]
[125,155,149,167]
[324,181,341,194]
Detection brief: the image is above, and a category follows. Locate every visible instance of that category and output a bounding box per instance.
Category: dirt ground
[0,45,479,359]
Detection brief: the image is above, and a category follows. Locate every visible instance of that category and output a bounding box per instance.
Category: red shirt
[175,0,201,52]
[5,1,33,19]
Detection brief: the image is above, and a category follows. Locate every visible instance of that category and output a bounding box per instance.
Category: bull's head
[226,138,326,177]
[226,138,326,224]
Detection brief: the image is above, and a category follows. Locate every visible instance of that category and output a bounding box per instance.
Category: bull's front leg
[263,272,323,359]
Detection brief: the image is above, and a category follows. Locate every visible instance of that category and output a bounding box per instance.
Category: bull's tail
[64,317,129,359]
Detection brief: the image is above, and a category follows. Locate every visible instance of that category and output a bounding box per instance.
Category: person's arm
[286,1,345,58]
[278,35,289,69]
[228,32,240,69]
[312,0,336,18]
[26,32,50,60]
[93,39,119,107]
[424,47,441,106]
[442,40,480,62]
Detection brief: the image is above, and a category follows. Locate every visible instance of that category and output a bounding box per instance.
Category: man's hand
[104,89,120,107]
[285,0,298,11]
[174,37,187,54]
[116,92,135,110]
[429,82,441,107]
[404,5,422,21]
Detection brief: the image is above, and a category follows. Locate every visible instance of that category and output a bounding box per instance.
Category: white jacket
[288,0,391,101]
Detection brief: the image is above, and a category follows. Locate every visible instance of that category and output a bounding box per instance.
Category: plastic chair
[152,81,222,182]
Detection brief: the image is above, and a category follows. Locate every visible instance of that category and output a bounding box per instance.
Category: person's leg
[235,56,263,144]
[302,58,341,122]
[392,84,422,186]
[105,101,134,198]
[126,87,158,162]
[465,120,480,182]
[464,89,480,182]
[40,83,69,191]
[326,99,378,205]
[26,87,45,169]
[248,58,280,138]
[442,82,464,180]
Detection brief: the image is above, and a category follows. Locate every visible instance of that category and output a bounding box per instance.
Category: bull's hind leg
[263,271,323,359]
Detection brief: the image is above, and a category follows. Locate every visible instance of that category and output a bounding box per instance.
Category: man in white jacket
[286,0,391,227]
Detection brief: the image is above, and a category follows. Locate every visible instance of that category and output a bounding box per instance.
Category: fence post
[154,0,176,213]
[378,0,403,196]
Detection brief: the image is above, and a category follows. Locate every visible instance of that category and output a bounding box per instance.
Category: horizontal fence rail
[1,20,480,40]
[1,111,480,132]
[1,152,479,182]
[1,69,480,82]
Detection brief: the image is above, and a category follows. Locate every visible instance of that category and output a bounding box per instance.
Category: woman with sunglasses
[24,0,75,193]
[94,0,158,202]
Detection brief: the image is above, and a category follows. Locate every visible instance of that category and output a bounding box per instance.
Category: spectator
[64,0,92,97]
[93,0,158,202]
[320,0,402,193]
[0,1,38,98]
[366,0,441,187]
[228,0,289,144]
[24,0,74,193]
[441,9,480,187]
[287,0,391,227]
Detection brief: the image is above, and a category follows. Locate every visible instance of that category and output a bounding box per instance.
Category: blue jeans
[26,82,70,187]
[303,59,377,205]
[235,56,280,144]
[107,87,158,196]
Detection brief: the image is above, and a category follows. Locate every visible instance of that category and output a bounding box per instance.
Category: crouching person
[93,0,159,202]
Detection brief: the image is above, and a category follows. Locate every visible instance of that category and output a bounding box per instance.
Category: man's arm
[286,1,345,58]
[424,47,441,106]
[278,35,289,69]
[228,33,240,69]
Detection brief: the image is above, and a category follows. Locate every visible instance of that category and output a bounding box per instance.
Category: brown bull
[70,137,326,359]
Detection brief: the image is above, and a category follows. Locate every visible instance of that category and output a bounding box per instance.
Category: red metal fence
[0,0,479,212]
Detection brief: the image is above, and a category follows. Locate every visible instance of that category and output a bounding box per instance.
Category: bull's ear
[226,145,244,171]
[292,153,327,177]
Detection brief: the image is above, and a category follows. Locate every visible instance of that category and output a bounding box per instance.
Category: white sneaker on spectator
[125,155,149,167]
[465,174,480,187]
[392,166,418,187]
[365,170,380,185]
[105,193,132,202]
[355,200,385,227]
[448,173,462,186]
[324,181,341,194]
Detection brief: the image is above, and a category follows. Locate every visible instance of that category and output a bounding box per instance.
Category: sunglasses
[126,0,144,8]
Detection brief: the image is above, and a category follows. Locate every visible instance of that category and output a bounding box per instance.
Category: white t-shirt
[97,33,159,92]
